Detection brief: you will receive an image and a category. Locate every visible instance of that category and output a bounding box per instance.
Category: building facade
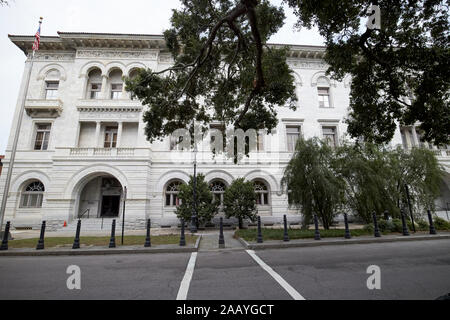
[1,32,449,230]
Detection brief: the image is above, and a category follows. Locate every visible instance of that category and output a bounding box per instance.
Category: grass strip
[7,235,197,249]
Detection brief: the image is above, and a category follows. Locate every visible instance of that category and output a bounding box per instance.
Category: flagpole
[0,17,43,234]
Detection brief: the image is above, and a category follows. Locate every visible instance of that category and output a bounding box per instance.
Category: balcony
[431,149,450,157]
[54,147,151,159]
[25,99,63,118]
[76,99,142,112]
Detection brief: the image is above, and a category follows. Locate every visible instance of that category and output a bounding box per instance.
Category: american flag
[32,18,43,52]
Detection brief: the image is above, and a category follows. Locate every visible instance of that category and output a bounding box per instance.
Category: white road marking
[176,252,198,300]
[246,250,306,300]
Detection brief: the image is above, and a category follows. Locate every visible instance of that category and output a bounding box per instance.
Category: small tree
[282,138,345,229]
[333,141,400,223]
[387,147,444,217]
[223,178,258,229]
[175,174,219,226]
[333,142,444,223]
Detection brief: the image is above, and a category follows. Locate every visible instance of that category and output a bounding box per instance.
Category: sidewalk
[198,230,244,251]
[238,232,450,250]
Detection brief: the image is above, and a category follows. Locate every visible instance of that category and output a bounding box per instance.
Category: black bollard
[218,217,225,248]
[427,210,437,235]
[36,221,46,250]
[179,219,186,246]
[72,219,81,249]
[400,209,410,236]
[257,216,263,243]
[0,221,11,251]
[314,214,321,240]
[144,219,151,247]
[283,215,290,242]
[372,212,381,237]
[344,213,352,239]
[109,219,116,248]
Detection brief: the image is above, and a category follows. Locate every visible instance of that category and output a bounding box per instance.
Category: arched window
[210,180,226,205]
[87,69,102,99]
[165,181,183,207]
[108,69,123,100]
[44,69,60,100]
[20,181,45,208]
[316,76,331,108]
[254,180,269,206]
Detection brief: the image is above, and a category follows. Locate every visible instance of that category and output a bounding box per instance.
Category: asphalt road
[0,239,449,300]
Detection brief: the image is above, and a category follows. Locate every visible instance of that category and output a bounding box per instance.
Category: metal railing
[78,208,90,219]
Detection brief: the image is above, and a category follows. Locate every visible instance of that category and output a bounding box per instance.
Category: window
[254,181,269,206]
[110,83,123,100]
[323,126,337,148]
[165,181,183,207]
[318,87,330,108]
[415,129,429,149]
[90,83,102,99]
[242,131,263,154]
[286,126,301,152]
[256,132,264,152]
[108,69,124,100]
[400,127,416,149]
[87,69,103,99]
[170,135,184,151]
[20,181,45,208]
[210,124,226,154]
[34,123,51,151]
[104,126,118,148]
[210,180,226,206]
[45,81,59,99]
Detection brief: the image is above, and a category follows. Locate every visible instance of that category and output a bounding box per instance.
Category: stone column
[74,122,81,147]
[121,81,128,99]
[117,121,123,148]
[81,75,88,99]
[95,121,101,148]
[405,128,413,149]
[101,75,108,99]
[411,126,419,148]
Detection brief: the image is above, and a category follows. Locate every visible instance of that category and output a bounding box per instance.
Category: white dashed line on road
[246,250,306,300]
[176,252,198,300]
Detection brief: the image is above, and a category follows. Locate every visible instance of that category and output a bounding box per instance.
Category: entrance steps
[63,218,123,232]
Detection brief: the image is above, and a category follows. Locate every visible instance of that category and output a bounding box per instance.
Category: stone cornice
[9,32,326,60]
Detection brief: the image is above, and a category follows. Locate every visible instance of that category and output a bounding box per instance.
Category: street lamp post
[121,186,127,245]
[190,142,198,233]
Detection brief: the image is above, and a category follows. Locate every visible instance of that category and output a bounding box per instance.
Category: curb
[239,234,450,250]
[0,235,202,257]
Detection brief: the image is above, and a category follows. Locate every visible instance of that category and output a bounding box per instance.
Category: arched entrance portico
[64,165,129,221]
[77,175,123,218]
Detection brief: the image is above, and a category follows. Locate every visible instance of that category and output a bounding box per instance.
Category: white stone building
[1,32,449,230]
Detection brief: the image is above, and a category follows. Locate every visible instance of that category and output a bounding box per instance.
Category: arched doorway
[78,174,123,218]
[209,179,227,208]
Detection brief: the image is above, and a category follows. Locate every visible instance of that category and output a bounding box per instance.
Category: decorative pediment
[25,99,63,118]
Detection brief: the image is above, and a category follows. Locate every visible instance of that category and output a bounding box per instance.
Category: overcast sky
[0,0,324,154]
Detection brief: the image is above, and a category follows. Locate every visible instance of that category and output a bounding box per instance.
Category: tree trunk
[238,217,243,229]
